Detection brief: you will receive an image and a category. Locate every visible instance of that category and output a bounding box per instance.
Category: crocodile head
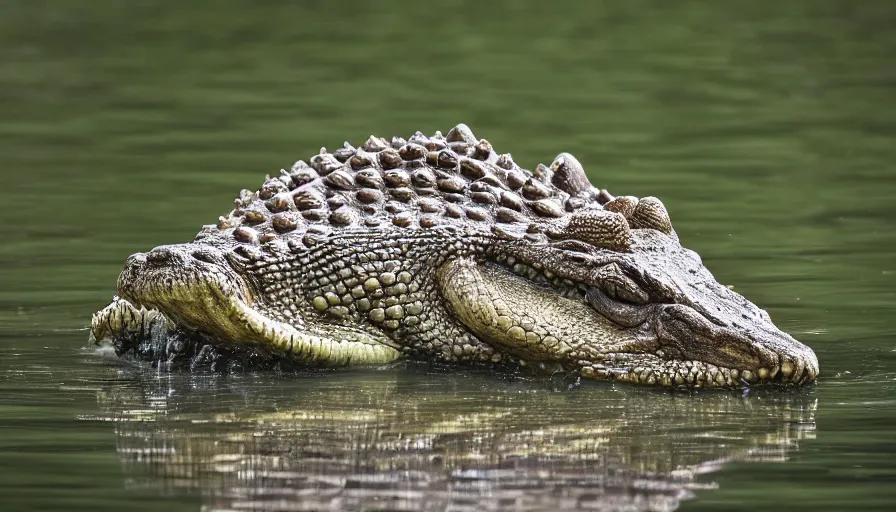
[92,126,818,388]
[436,154,818,388]
[440,210,819,388]
[588,228,819,388]
[437,220,818,388]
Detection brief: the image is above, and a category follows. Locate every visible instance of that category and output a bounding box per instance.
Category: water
[1,1,894,510]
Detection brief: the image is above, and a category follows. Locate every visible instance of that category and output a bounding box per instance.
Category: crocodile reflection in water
[93,369,817,511]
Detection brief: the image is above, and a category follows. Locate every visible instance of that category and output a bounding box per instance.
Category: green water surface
[1,1,895,510]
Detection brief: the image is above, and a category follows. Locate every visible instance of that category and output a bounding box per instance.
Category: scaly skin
[90,124,819,389]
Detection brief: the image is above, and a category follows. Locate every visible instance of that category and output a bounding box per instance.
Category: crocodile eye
[601,279,649,305]
[594,264,650,305]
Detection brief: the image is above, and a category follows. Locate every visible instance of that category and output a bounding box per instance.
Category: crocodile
[90,124,819,389]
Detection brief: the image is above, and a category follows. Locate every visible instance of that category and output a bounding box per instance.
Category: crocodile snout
[117,244,240,305]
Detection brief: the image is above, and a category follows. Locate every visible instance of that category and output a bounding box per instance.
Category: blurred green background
[1,0,894,510]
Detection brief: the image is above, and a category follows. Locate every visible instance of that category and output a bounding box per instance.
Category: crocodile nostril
[124,253,146,267]
[146,248,172,263]
[191,249,218,264]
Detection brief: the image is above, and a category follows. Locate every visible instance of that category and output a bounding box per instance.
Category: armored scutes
[90,124,819,388]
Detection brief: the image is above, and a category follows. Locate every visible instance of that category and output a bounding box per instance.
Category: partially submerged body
[91,124,818,389]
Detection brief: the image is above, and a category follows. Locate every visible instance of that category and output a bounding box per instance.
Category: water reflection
[91,368,816,511]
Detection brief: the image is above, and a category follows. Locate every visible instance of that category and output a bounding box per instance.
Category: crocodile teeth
[780,359,794,378]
